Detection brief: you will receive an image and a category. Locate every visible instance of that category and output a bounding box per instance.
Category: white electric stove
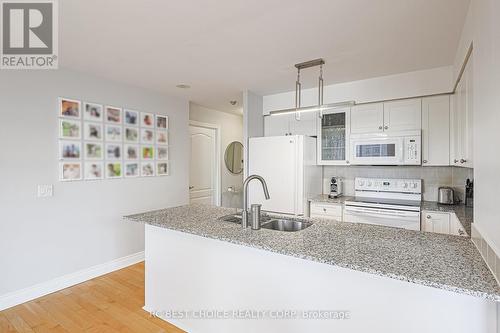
[344,178,422,231]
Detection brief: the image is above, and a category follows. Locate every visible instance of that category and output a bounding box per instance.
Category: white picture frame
[156,161,169,176]
[59,97,81,119]
[105,106,122,124]
[124,162,140,178]
[84,142,103,160]
[59,140,81,160]
[156,146,168,161]
[105,143,122,160]
[84,122,103,141]
[124,144,139,160]
[84,162,104,180]
[140,128,155,144]
[156,114,168,129]
[124,127,139,143]
[124,109,139,127]
[140,112,154,128]
[156,130,168,145]
[141,162,155,177]
[59,118,81,140]
[83,102,104,122]
[105,162,122,179]
[141,145,154,160]
[105,124,123,142]
[59,162,82,181]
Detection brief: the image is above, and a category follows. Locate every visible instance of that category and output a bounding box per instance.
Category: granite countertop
[421,201,473,236]
[308,194,353,204]
[125,203,500,302]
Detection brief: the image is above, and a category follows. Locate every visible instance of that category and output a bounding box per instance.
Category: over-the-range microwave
[349,130,421,165]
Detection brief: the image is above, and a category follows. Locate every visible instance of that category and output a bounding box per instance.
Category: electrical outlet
[37,185,53,198]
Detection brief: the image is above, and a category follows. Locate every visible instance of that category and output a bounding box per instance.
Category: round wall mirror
[224,141,244,174]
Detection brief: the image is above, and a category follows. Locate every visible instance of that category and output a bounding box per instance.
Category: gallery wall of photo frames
[58,97,170,181]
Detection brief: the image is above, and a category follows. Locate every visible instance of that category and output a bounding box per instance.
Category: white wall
[263,66,454,114]
[243,91,264,178]
[0,69,189,297]
[453,0,500,256]
[324,166,473,202]
[189,103,243,208]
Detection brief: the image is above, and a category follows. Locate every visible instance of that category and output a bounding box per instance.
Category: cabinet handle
[426,215,431,219]
[460,159,467,163]
[458,229,465,235]
[378,126,383,130]
[323,208,327,212]
[454,159,459,163]
[346,160,350,164]
[189,186,194,190]
[423,160,428,164]
[384,126,388,130]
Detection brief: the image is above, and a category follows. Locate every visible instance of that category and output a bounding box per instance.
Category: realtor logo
[1,0,58,69]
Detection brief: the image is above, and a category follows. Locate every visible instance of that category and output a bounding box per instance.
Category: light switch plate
[37,184,53,198]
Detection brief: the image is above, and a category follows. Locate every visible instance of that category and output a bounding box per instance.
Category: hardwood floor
[0,262,185,333]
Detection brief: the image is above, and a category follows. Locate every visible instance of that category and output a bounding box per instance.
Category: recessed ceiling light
[176,84,190,89]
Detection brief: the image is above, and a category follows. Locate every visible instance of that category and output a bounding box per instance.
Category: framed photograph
[156,131,168,145]
[84,102,103,122]
[156,162,169,176]
[105,125,122,142]
[156,115,168,129]
[59,98,81,119]
[125,162,140,178]
[59,141,81,160]
[124,109,139,126]
[84,142,103,160]
[124,144,139,160]
[141,128,154,144]
[157,146,168,160]
[105,106,122,124]
[141,112,154,128]
[84,122,103,141]
[106,144,122,160]
[59,119,81,140]
[124,127,139,143]
[105,162,122,179]
[84,162,104,180]
[141,146,154,160]
[60,162,82,181]
[141,162,155,177]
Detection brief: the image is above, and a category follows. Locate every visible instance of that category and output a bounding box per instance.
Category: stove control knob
[358,180,365,186]
[410,183,417,189]
[402,182,408,188]
[367,181,372,187]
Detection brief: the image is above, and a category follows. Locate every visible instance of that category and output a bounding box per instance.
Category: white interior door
[190,125,216,204]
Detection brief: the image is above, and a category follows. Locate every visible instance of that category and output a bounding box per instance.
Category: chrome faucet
[242,175,270,229]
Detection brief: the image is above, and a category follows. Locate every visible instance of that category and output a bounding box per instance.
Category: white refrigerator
[248,135,322,216]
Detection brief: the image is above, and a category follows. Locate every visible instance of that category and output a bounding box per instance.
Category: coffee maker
[329,177,343,198]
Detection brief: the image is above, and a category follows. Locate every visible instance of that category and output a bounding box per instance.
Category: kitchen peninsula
[125,203,500,333]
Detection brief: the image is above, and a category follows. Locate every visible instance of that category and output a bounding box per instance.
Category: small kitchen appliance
[465,179,474,207]
[329,177,343,198]
[437,187,455,205]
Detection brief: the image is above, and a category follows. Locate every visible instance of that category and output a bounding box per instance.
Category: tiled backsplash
[323,166,473,202]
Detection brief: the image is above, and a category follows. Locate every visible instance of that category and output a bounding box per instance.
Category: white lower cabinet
[421,210,467,236]
[310,202,343,221]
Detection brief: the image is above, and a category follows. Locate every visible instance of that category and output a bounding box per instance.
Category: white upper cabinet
[317,108,350,165]
[350,103,384,134]
[422,95,450,166]
[383,98,422,132]
[450,54,473,168]
[351,99,421,135]
[264,112,317,137]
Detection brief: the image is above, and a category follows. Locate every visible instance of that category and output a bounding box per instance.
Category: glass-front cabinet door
[317,108,351,165]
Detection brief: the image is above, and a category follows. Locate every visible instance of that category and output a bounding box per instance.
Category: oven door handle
[345,207,419,218]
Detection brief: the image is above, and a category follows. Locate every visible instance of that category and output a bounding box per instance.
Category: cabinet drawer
[310,203,343,218]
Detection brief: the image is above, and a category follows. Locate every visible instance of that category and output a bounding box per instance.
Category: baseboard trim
[0,251,144,311]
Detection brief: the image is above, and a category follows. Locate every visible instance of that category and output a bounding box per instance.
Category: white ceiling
[60,0,470,114]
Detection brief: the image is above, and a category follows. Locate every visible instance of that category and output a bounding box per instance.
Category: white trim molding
[0,251,144,311]
[189,120,222,206]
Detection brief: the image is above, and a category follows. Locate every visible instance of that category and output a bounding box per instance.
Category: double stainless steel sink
[218,213,313,232]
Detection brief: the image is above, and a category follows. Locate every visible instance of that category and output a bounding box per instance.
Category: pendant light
[269,58,355,117]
